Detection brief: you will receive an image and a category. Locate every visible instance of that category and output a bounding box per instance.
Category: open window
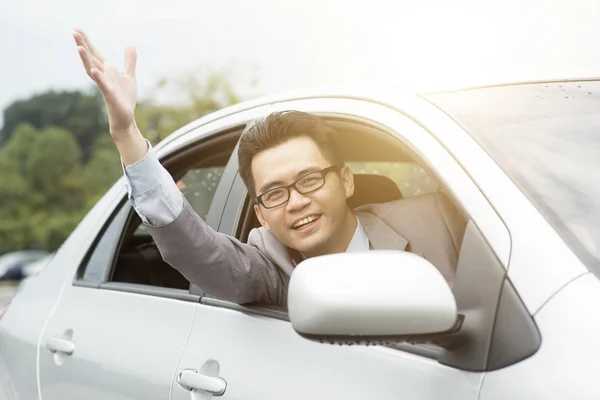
[236,118,446,243]
[76,128,241,292]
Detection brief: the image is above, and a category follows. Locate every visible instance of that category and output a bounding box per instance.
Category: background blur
[1,0,600,258]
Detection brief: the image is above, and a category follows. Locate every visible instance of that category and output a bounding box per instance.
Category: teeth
[293,215,317,228]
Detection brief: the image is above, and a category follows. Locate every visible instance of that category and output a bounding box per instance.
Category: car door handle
[177,369,227,396]
[46,337,75,355]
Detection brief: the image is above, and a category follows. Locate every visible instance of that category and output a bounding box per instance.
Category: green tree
[0,69,249,254]
[0,123,38,175]
[0,125,39,252]
[83,134,122,207]
[0,89,108,161]
[26,126,84,211]
[0,125,85,252]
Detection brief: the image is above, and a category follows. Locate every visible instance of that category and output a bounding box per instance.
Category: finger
[74,32,104,70]
[124,46,137,76]
[90,68,114,98]
[75,28,106,63]
[77,46,97,76]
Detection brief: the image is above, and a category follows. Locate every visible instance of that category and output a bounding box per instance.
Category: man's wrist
[112,122,149,166]
[111,121,139,142]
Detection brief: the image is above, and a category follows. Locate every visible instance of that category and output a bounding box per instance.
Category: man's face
[252,136,356,257]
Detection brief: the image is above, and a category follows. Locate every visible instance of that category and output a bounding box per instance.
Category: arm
[126,143,287,305]
[73,29,147,165]
[73,29,286,305]
[147,198,287,305]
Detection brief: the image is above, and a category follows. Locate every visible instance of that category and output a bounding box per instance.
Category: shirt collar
[291,216,370,266]
[345,216,370,252]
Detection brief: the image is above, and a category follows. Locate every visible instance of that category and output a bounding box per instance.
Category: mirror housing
[288,251,459,342]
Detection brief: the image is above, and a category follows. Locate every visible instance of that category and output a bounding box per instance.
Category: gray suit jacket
[148,191,466,306]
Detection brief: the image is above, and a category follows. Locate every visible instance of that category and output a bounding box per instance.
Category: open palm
[73,29,138,136]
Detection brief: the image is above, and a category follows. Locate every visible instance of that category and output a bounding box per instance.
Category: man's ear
[254,204,271,231]
[340,165,355,199]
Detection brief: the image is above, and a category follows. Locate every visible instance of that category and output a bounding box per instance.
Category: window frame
[72,127,243,300]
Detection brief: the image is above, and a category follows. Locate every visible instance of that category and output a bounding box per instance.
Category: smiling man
[240,113,360,259]
[73,29,466,306]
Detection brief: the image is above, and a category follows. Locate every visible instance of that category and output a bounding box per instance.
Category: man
[73,29,466,306]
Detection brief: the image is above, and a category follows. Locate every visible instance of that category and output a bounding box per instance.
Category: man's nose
[286,187,311,210]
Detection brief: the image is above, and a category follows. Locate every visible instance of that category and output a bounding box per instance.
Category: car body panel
[0,181,127,400]
[38,286,197,400]
[479,272,600,400]
[171,303,483,400]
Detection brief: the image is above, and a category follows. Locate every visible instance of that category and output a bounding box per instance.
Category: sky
[2,0,600,124]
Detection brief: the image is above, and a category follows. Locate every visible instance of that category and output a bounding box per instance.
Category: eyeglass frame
[255,164,344,209]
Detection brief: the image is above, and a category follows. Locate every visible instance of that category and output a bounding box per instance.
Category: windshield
[426,81,600,275]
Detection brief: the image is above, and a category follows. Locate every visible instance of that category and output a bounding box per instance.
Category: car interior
[106,117,446,291]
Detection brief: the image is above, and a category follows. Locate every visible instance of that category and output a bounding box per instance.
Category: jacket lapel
[356,211,408,251]
[256,210,410,278]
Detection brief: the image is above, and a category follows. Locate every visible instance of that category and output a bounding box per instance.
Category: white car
[1,80,599,400]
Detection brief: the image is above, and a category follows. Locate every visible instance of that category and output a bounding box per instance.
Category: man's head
[238,111,357,257]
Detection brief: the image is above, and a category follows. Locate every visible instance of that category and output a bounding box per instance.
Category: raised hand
[73,28,147,165]
[73,28,138,137]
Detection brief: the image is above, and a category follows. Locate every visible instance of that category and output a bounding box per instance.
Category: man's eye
[265,189,286,201]
[299,176,320,187]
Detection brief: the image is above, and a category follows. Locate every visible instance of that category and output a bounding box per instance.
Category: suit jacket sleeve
[147,197,287,305]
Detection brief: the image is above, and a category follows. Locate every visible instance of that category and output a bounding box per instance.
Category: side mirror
[287,251,459,342]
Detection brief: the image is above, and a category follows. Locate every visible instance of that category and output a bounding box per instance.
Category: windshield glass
[427,81,600,274]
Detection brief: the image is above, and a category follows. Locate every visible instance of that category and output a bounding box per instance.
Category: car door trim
[98,282,201,302]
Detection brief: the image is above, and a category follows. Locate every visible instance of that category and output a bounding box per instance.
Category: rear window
[348,161,438,198]
[427,81,600,274]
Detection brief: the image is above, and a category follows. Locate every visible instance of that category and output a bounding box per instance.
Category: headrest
[348,174,403,209]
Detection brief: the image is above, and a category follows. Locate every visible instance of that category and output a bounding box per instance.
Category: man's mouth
[291,214,321,230]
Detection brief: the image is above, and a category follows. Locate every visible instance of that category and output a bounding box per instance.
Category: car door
[37,126,241,400]
[170,96,515,400]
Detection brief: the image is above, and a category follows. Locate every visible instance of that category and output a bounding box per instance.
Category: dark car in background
[0,250,49,281]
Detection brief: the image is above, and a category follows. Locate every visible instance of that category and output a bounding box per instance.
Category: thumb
[125,46,137,76]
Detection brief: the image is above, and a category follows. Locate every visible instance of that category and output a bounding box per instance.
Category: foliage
[83,134,122,207]
[0,90,108,162]
[0,71,244,254]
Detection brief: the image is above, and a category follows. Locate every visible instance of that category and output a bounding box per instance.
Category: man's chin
[294,237,330,259]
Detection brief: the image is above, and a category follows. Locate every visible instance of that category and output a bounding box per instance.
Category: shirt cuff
[122,140,167,197]
[122,139,184,226]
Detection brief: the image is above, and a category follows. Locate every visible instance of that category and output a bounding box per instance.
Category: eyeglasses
[256,165,343,209]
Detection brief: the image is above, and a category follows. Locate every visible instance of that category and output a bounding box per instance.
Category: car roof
[154,76,600,155]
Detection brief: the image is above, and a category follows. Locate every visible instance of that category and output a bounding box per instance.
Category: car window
[347,161,438,197]
[78,136,236,290]
[427,81,600,274]
[134,166,225,236]
[176,166,225,219]
[80,204,130,282]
